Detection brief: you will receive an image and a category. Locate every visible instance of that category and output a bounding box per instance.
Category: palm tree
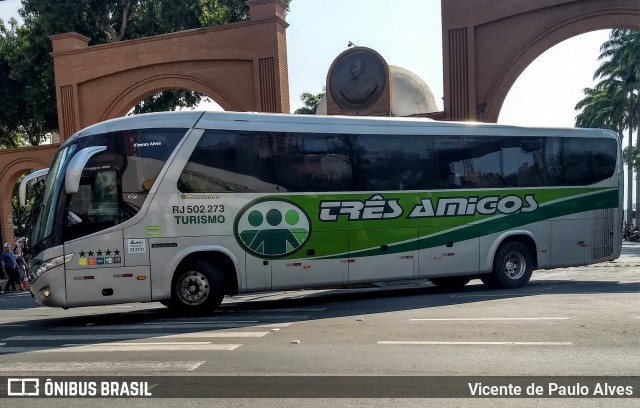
[575,29,640,226]
[576,79,632,223]
[596,30,640,226]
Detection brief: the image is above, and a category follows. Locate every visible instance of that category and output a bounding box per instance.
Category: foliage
[131,89,210,114]
[575,29,640,224]
[294,92,324,114]
[576,29,640,143]
[0,18,54,146]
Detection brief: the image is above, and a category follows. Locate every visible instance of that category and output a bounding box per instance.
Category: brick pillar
[50,32,90,140]
[248,0,290,113]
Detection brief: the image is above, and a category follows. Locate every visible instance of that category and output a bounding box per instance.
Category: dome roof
[316,65,439,116]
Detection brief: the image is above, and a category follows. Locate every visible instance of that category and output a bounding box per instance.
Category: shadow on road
[0,271,638,356]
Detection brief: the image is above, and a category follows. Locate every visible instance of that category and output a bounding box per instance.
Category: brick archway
[51,0,290,139]
[0,146,59,245]
[442,0,640,122]
[101,74,241,120]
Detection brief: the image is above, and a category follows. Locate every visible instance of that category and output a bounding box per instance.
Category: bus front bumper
[29,265,67,308]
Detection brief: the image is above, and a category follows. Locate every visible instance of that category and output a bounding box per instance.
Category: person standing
[14,244,28,290]
[1,243,19,293]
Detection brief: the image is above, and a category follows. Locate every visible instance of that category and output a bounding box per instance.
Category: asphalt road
[0,243,638,407]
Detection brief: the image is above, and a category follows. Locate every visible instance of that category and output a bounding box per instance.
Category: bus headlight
[29,254,74,280]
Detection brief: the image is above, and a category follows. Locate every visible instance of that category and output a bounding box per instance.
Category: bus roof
[62,110,612,147]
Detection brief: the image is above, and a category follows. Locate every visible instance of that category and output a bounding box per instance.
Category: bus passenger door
[64,229,151,306]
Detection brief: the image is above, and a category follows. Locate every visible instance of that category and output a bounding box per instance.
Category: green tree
[294,92,324,114]
[0,17,53,146]
[575,29,639,226]
[0,0,291,145]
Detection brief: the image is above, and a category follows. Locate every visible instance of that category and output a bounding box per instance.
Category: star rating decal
[77,249,123,266]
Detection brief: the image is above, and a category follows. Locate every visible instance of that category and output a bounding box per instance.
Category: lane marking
[49,322,292,330]
[378,341,573,346]
[4,332,270,341]
[143,320,259,324]
[63,342,213,346]
[0,344,241,353]
[228,308,327,313]
[449,294,529,298]
[178,315,309,320]
[410,318,570,321]
[164,331,269,338]
[0,361,205,372]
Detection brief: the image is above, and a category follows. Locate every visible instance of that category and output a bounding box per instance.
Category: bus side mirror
[19,168,49,207]
[65,146,107,195]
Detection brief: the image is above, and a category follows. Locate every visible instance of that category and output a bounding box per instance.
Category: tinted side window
[178,130,277,193]
[433,136,505,189]
[501,138,547,187]
[274,133,353,192]
[178,131,617,194]
[561,138,617,185]
[352,135,430,191]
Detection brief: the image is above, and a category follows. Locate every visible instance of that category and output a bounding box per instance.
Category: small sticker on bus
[145,225,162,238]
[128,239,146,254]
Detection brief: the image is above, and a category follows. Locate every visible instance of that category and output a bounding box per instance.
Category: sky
[0,0,613,129]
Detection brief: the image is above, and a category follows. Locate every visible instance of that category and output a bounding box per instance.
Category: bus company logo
[319,194,403,221]
[234,199,311,258]
[408,194,539,218]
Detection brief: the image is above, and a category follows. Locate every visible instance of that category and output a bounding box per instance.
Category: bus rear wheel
[481,241,533,289]
[171,260,225,314]
[428,276,472,289]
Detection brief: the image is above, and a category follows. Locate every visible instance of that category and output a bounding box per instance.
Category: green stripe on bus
[314,188,618,260]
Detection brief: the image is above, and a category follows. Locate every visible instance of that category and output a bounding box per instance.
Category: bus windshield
[31,144,78,254]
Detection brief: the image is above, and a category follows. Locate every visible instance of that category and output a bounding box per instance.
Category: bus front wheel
[171,260,225,314]
[481,242,533,289]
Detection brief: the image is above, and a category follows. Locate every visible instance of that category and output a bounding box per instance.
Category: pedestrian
[14,244,28,290]
[1,242,20,293]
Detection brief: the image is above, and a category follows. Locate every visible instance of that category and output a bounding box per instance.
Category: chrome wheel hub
[177,271,210,305]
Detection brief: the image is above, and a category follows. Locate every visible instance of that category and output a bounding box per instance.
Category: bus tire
[428,276,472,288]
[170,260,225,314]
[481,241,533,289]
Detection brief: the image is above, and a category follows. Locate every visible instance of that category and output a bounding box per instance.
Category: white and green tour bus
[25,111,622,313]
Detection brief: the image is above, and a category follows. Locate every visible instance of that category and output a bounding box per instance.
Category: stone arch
[50,0,290,139]
[0,146,59,244]
[102,74,240,120]
[442,0,640,122]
